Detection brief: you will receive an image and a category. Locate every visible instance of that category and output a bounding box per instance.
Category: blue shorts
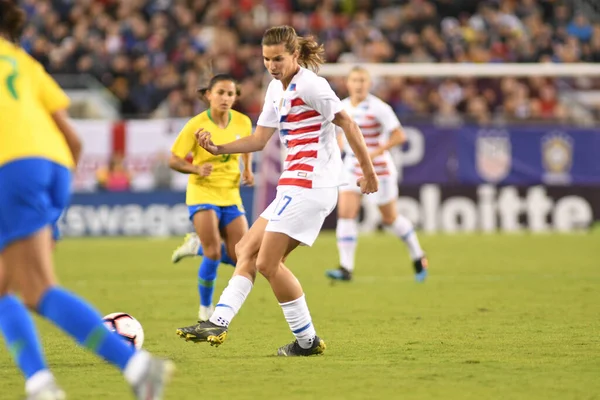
[0,158,71,252]
[188,204,245,231]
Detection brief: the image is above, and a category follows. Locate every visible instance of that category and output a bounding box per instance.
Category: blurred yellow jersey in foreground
[0,37,73,169]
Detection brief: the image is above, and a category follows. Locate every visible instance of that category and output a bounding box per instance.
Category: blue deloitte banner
[60,124,600,236]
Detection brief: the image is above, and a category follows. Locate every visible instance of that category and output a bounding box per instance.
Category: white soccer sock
[124,350,151,386]
[280,294,316,349]
[25,370,54,395]
[336,218,358,271]
[209,275,253,327]
[389,215,424,260]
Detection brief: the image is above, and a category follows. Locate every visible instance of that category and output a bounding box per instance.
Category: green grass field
[1,233,599,400]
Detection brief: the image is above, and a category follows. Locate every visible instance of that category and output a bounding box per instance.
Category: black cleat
[175,321,228,346]
[413,256,429,282]
[277,336,326,356]
[325,266,352,281]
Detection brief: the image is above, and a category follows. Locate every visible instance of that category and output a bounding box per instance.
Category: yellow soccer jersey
[0,38,73,168]
[171,109,253,206]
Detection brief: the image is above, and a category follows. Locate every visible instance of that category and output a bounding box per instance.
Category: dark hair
[262,25,325,72]
[197,74,241,101]
[0,0,25,43]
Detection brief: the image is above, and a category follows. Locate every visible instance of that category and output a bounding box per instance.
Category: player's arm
[333,110,376,178]
[168,154,199,174]
[52,110,82,166]
[370,127,406,158]
[371,104,406,158]
[170,120,206,175]
[195,125,277,155]
[242,153,252,171]
[200,83,278,155]
[241,152,254,186]
[240,118,255,186]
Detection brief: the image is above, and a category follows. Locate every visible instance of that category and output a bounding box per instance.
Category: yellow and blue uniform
[0,38,144,384]
[0,37,73,250]
[171,108,252,229]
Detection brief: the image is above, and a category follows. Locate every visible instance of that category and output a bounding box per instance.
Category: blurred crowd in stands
[19,0,600,124]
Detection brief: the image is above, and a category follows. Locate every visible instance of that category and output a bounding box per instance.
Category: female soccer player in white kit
[176,25,378,356]
[326,67,429,282]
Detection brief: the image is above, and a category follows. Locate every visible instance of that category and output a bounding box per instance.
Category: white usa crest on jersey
[476,130,511,183]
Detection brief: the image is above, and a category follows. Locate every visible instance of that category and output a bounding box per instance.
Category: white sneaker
[171,233,201,263]
[199,304,215,321]
[131,356,175,400]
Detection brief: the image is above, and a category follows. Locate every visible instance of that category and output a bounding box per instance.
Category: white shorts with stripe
[260,186,338,246]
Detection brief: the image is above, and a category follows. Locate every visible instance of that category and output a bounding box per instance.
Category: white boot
[198,304,215,322]
[171,233,201,263]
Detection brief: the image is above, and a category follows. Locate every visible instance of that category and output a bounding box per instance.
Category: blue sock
[220,244,236,267]
[198,257,220,307]
[198,243,235,267]
[0,295,47,379]
[37,287,135,371]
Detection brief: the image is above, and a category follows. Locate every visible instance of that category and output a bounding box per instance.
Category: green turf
[1,233,599,400]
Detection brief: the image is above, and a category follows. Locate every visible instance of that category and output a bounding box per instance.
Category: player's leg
[171,230,237,267]
[177,186,335,355]
[378,179,428,282]
[262,187,336,355]
[2,160,173,399]
[261,187,336,356]
[7,227,174,398]
[178,213,324,356]
[176,217,267,344]
[0,160,63,398]
[326,188,361,281]
[220,205,249,267]
[0,253,58,400]
[191,207,223,321]
[255,232,325,356]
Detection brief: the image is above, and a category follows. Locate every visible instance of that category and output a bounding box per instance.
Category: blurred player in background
[169,74,254,322]
[176,25,378,356]
[0,2,173,399]
[326,67,428,282]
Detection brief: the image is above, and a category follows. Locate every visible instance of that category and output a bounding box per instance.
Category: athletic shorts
[0,158,71,252]
[339,172,398,206]
[188,204,245,231]
[260,186,338,247]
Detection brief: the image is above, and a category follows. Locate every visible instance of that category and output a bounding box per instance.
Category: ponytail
[297,35,325,72]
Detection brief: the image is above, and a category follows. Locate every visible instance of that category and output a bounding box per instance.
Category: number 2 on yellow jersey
[0,56,19,100]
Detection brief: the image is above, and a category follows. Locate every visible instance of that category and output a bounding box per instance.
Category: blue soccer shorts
[0,158,71,251]
[188,204,245,231]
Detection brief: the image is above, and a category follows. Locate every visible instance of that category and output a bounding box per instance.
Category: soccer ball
[102,312,145,350]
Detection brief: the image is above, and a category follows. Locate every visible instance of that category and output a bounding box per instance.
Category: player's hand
[356,173,379,194]
[195,128,219,155]
[196,163,213,177]
[242,169,254,186]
